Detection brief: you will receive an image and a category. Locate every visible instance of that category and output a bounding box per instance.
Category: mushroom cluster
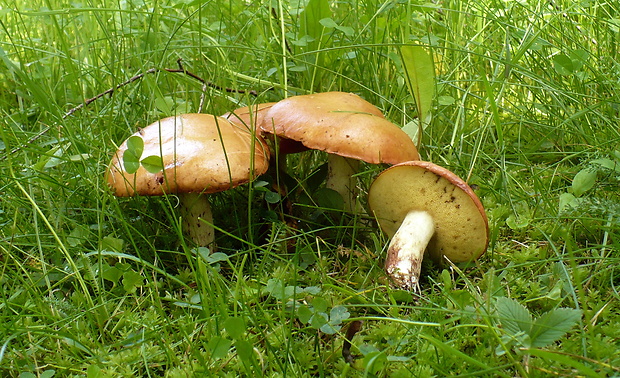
[106,92,488,292]
[224,92,420,211]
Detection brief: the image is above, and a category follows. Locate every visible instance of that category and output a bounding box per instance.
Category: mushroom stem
[326,155,360,212]
[385,210,435,291]
[179,192,214,247]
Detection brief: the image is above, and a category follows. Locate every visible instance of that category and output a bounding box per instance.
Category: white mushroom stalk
[179,192,214,247]
[384,210,435,291]
[368,161,489,291]
[325,155,360,212]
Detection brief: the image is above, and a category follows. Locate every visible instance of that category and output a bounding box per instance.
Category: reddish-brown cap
[222,102,307,155]
[106,114,270,196]
[368,161,488,263]
[260,92,420,164]
[221,102,277,131]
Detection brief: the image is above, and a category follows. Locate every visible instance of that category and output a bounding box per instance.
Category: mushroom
[367,161,489,290]
[222,102,308,162]
[259,92,420,211]
[106,113,270,247]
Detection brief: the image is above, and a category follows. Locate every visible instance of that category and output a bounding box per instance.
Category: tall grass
[1,0,619,376]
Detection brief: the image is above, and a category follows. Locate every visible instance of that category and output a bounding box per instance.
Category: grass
[1,0,619,376]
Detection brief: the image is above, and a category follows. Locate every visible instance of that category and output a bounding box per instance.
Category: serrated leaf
[400,45,435,144]
[122,270,143,293]
[572,168,597,197]
[140,155,163,173]
[529,308,581,348]
[496,297,532,335]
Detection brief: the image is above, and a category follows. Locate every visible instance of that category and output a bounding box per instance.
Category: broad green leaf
[140,155,163,174]
[234,339,254,363]
[154,96,174,114]
[86,365,102,378]
[400,46,435,145]
[506,214,530,230]
[207,336,232,359]
[206,252,229,265]
[310,312,329,329]
[264,278,284,299]
[311,296,328,313]
[529,308,582,348]
[313,187,344,210]
[437,95,455,105]
[126,135,144,157]
[122,151,140,174]
[225,317,246,340]
[329,305,350,324]
[319,17,338,29]
[320,321,341,334]
[558,192,577,213]
[40,370,55,378]
[569,49,589,71]
[101,265,122,284]
[264,190,281,204]
[572,168,597,197]
[496,297,532,335]
[101,235,124,253]
[553,54,574,75]
[319,17,354,36]
[299,0,331,44]
[297,305,314,324]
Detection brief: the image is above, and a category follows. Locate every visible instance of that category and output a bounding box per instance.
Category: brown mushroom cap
[222,102,307,155]
[368,161,488,263]
[106,113,270,196]
[260,92,420,163]
[221,102,277,130]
